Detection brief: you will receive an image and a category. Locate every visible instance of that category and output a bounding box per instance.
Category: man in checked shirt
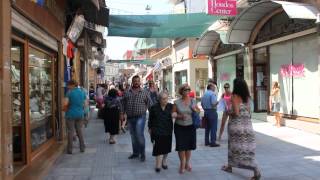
[120,75,152,162]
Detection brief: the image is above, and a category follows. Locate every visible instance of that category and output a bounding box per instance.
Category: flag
[153,62,162,72]
[30,0,45,7]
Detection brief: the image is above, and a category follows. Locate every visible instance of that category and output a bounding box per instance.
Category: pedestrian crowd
[62,76,264,180]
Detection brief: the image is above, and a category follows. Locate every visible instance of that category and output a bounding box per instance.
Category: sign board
[280,64,305,78]
[207,0,237,16]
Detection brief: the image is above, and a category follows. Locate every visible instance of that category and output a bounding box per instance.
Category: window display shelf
[30,118,48,130]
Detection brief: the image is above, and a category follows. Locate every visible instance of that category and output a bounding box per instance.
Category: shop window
[174,70,187,96]
[195,68,208,97]
[216,56,236,98]
[253,47,269,112]
[11,40,26,170]
[163,69,172,97]
[28,47,54,151]
[236,53,244,79]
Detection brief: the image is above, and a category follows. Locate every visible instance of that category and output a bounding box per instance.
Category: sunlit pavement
[45,109,320,180]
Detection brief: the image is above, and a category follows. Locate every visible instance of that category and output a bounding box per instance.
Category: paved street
[45,110,320,180]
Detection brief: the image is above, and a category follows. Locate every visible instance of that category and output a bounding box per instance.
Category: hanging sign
[207,0,237,16]
[220,72,230,81]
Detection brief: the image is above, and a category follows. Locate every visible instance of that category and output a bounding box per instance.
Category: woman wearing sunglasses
[172,84,199,174]
[218,83,232,142]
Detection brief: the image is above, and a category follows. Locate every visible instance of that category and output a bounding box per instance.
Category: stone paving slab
[45,110,320,180]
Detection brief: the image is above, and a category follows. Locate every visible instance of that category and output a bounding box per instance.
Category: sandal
[179,167,185,174]
[185,164,192,172]
[221,165,232,173]
[109,139,116,144]
[251,172,261,180]
[179,165,185,174]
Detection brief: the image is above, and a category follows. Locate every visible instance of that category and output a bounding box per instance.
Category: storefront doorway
[174,70,187,96]
[253,47,269,112]
[11,40,26,172]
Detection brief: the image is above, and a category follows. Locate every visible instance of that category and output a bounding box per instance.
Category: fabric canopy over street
[226,0,319,44]
[193,30,220,56]
[134,38,172,50]
[108,13,220,38]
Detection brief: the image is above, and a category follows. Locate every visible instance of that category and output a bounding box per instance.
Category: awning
[108,13,220,38]
[273,1,319,19]
[193,30,220,56]
[226,0,319,44]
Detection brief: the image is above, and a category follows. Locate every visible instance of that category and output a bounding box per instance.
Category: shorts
[271,103,280,112]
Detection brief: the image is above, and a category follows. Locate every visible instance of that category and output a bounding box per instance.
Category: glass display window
[28,46,54,151]
[11,40,26,168]
[195,68,208,98]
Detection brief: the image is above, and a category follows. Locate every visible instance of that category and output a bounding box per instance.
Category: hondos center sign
[207,0,237,16]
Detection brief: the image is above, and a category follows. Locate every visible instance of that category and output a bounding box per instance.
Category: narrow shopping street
[45,109,320,180]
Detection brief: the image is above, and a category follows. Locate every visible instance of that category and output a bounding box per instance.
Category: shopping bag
[217,99,227,112]
[201,116,207,129]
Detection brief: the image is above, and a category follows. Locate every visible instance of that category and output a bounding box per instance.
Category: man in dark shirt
[121,75,152,162]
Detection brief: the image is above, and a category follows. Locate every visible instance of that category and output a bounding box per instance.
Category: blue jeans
[128,115,146,156]
[204,109,218,145]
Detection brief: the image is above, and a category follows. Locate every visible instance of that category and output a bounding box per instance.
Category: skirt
[174,124,196,151]
[152,134,172,156]
[103,107,120,135]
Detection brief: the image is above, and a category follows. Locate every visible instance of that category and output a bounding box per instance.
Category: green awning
[108,13,220,38]
[134,38,172,50]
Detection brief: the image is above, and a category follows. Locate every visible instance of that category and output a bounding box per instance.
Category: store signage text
[220,72,230,81]
[207,0,237,16]
[280,64,305,78]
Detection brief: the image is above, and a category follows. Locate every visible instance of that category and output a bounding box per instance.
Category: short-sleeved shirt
[121,88,152,118]
[174,99,195,126]
[65,88,86,119]
[201,90,217,110]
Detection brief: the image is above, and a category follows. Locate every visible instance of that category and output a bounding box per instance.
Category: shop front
[174,70,188,96]
[252,11,318,118]
[172,59,208,98]
[9,1,65,179]
[225,0,320,121]
[11,38,58,170]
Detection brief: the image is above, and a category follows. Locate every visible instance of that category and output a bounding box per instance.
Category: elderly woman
[103,88,121,144]
[148,91,174,173]
[173,84,200,174]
